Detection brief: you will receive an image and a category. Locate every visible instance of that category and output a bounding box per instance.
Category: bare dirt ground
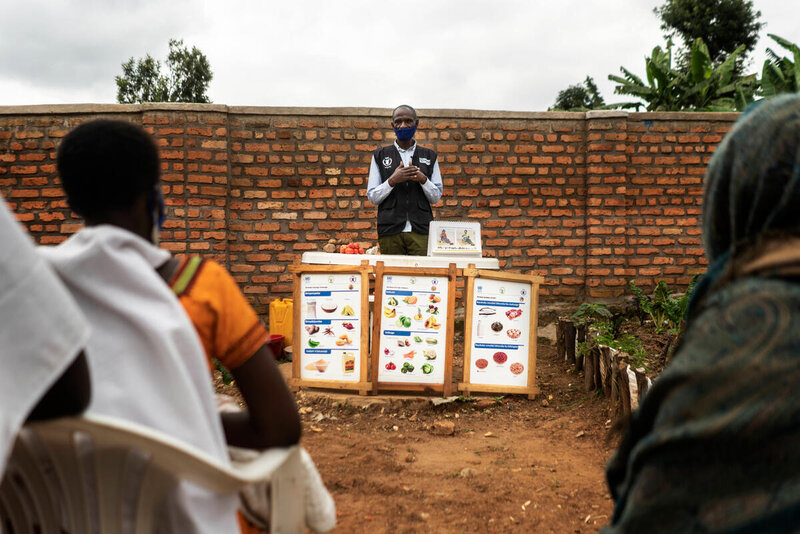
[288,342,615,534]
[216,340,617,533]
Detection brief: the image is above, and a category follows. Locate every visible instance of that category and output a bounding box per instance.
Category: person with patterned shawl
[604,94,800,533]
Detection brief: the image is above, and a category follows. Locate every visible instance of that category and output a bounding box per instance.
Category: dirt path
[296,345,616,533]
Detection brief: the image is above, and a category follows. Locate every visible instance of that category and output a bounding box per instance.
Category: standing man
[367,105,443,255]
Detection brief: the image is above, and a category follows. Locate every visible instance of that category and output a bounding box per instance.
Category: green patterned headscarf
[703,94,800,263]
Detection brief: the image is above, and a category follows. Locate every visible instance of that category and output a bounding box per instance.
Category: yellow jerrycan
[269,298,294,348]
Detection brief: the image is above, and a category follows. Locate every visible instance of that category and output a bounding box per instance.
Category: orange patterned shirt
[169,257,269,373]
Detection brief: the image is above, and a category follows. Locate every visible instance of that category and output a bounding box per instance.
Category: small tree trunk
[584,345,596,391]
[575,323,586,372]
[600,346,613,396]
[617,361,632,418]
[556,318,566,361]
[564,321,576,367]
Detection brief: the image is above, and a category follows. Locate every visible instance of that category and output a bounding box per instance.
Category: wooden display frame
[370,262,458,396]
[288,262,372,395]
[459,267,543,399]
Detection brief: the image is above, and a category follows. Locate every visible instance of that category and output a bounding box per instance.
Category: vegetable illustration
[305,325,319,335]
[385,362,396,370]
[425,337,438,344]
[342,322,355,330]
[397,339,411,347]
[403,350,415,359]
[335,334,352,346]
[308,339,320,348]
[401,362,414,374]
[421,363,433,374]
[423,349,436,360]
[413,335,423,343]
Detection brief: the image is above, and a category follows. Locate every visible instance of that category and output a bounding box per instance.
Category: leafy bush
[630,276,700,334]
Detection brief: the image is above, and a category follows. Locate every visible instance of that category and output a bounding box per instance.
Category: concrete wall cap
[586,110,628,119]
[629,111,740,121]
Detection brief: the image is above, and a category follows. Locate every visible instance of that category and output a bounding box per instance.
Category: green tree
[608,38,757,111]
[655,0,763,69]
[761,34,800,97]
[116,39,213,104]
[550,76,606,111]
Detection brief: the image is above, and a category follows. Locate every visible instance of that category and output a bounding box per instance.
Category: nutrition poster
[460,268,543,398]
[288,263,372,394]
[371,262,457,396]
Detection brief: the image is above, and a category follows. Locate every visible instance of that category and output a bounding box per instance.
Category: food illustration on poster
[469,279,531,387]
[377,275,448,384]
[299,273,362,382]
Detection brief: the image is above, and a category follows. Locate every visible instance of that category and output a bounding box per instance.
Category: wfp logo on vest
[419,157,431,165]
[382,157,392,168]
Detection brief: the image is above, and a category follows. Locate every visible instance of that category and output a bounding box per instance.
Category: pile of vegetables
[339,242,365,254]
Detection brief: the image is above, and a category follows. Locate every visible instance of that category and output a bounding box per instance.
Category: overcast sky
[0,0,796,112]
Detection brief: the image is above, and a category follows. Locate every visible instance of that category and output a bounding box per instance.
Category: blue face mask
[149,186,166,245]
[394,125,417,141]
[150,187,166,230]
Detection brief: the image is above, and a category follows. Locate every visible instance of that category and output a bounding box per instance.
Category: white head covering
[0,199,89,479]
[39,225,238,533]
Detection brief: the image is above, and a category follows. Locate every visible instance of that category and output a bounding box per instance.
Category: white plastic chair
[0,414,304,534]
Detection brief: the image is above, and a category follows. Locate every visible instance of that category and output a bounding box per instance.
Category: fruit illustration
[395,315,412,328]
[341,305,355,316]
[403,295,418,305]
[413,308,424,321]
[387,296,398,306]
[424,316,441,330]
[383,307,396,318]
[429,294,441,303]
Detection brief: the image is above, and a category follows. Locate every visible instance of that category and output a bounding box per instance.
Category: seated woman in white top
[40,119,301,533]
[0,196,91,480]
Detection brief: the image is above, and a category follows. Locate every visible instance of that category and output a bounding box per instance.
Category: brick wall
[0,104,737,314]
